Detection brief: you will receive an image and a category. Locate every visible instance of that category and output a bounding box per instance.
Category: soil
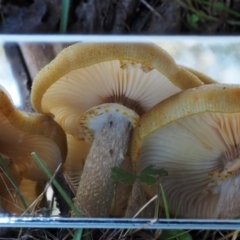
[1,0,240,34]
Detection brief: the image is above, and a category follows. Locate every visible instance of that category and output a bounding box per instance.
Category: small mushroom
[131,83,240,219]
[0,85,67,181]
[31,42,204,217]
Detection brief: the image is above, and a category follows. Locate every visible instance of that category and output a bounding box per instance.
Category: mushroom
[0,84,67,181]
[131,83,240,219]
[31,42,204,217]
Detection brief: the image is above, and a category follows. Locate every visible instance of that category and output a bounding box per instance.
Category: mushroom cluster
[0,84,67,215]
[30,42,217,217]
[3,40,235,220]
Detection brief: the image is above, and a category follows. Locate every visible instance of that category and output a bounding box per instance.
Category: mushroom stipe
[75,103,139,217]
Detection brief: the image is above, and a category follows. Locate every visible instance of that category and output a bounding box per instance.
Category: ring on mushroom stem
[30,42,207,217]
[131,83,240,219]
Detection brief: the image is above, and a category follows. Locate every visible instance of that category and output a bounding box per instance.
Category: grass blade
[31,152,83,239]
[160,184,169,219]
[60,0,70,33]
[31,152,81,217]
[73,228,83,240]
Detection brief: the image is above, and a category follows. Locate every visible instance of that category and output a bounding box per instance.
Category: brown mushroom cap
[131,84,240,218]
[31,42,203,139]
[0,85,67,181]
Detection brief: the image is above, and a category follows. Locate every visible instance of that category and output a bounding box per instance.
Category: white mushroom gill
[138,112,240,219]
[74,103,139,217]
[41,60,181,139]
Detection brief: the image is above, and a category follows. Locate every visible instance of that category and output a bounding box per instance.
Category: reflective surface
[0,217,240,229]
[0,44,27,109]
[0,36,240,229]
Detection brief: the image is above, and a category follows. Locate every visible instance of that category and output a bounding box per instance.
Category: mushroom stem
[125,180,154,218]
[75,110,137,217]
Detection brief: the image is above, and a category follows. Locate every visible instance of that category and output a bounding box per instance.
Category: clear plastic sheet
[1,35,240,230]
[0,217,240,230]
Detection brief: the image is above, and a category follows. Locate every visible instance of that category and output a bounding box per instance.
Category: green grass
[60,0,70,33]
[159,184,192,240]
[31,152,83,239]
[176,0,240,32]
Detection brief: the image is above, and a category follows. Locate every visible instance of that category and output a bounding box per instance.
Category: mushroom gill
[0,83,67,179]
[131,84,240,219]
[31,42,204,217]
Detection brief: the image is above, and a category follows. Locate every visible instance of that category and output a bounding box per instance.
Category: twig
[140,0,164,19]
[123,195,158,238]
[31,152,83,239]
[21,163,63,217]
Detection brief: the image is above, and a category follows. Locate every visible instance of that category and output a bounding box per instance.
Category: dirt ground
[1,0,240,34]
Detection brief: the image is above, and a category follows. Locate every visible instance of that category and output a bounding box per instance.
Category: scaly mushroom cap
[0,85,67,181]
[31,42,203,140]
[131,84,240,219]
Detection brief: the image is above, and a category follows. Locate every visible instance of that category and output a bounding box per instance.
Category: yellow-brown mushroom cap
[0,86,67,181]
[31,42,203,140]
[131,83,240,218]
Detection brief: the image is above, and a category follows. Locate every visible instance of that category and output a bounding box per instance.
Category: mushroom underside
[138,112,240,219]
[0,114,62,180]
[41,60,182,139]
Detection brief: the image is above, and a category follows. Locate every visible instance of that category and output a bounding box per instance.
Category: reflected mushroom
[0,84,67,181]
[31,42,204,217]
[131,84,240,218]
